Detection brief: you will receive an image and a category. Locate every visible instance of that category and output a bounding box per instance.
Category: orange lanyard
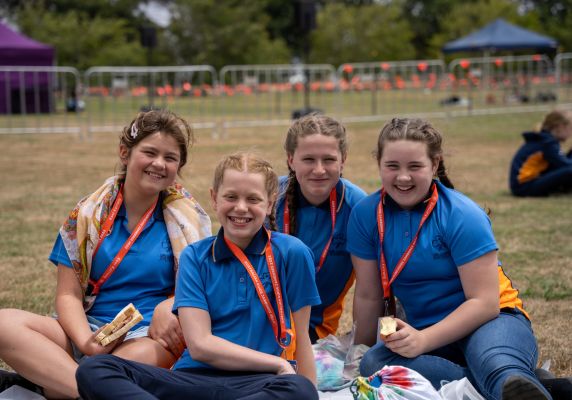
[224,229,291,348]
[283,187,337,273]
[377,184,438,309]
[88,187,158,296]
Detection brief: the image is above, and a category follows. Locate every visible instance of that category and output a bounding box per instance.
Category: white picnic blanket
[0,386,45,400]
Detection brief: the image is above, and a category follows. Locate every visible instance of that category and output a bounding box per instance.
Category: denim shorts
[54,314,149,362]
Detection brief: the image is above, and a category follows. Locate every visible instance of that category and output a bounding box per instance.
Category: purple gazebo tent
[0,21,55,114]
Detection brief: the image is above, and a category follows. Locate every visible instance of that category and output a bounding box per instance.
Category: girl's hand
[276,359,296,375]
[381,318,428,359]
[80,326,125,356]
[148,298,186,357]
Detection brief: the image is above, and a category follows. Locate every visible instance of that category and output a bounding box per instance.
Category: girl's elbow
[486,301,500,320]
[186,339,211,363]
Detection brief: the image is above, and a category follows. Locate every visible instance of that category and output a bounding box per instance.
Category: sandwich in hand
[95,303,143,346]
[378,316,397,339]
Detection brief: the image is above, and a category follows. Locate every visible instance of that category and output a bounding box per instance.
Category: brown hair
[118,109,193,177]
[212,152,279,230]
[376,117,454,189]
[283,113,347,235]
[541,110,572,132]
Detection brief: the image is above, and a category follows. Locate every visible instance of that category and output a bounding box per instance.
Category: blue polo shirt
[347,180,498,329]
[276,177,366,337]
[173,228,321,370]
[49,201,175,326]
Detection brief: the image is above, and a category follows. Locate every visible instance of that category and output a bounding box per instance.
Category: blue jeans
[360,310,552,400]
[76,354,318,400]
[512,166,572,196]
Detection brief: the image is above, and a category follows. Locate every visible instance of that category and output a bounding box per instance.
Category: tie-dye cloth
[350,366,441,400]
[59,176,212,297]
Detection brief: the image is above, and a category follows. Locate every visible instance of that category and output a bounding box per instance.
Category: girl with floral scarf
[0,110,211,399]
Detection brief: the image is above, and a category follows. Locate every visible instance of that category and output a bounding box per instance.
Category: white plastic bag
[313,331,369,391]
[438,378,484,400]
[350,365,442,400]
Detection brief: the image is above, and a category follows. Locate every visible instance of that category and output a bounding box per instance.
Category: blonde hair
[541,110,572,132]
[212,152,279,230]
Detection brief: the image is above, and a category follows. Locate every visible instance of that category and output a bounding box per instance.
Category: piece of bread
[379,316,397,338]
[95,303,143,346]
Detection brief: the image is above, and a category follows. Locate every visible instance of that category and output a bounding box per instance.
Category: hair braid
[267,209,278,231]
[436,159,454,189]
[284,170,299,235]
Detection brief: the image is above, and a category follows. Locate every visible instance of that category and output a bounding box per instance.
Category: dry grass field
[0,111,570,376]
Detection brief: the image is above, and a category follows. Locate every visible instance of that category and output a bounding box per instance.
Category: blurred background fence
[84,66,219,135]
[0,66,81,135]
[2,53,572,137]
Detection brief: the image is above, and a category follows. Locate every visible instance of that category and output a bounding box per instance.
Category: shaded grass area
[0,111,570,375]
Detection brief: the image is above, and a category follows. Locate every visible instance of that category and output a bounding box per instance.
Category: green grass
[0,110,571,376]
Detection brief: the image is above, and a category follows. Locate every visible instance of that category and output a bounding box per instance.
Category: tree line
[2,0,571,71]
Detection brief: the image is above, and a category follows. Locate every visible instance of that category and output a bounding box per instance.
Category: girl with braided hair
[276,113,366,343]
[348,118,551,400]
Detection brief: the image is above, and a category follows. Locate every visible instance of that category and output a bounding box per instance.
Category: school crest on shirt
[329,233,347,255]
[431,235,449,259]
[259,271,272,291]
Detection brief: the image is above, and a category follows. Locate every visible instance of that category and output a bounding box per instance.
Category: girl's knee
[0,309,35,338]
[76,355,119,399]
[360,344,392,377]
[77,355,117,380]
[359,351,374,376]
[0,309,24,327]
[0,309,13,333]
[280,375,318,400]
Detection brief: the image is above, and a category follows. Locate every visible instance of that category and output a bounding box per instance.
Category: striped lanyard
[283,187,337,273]
[88,186,158,296]
[376,183,438,313]
[224,228,291,349]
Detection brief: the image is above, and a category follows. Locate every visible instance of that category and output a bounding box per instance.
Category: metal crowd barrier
[3,54,572,137]
[555,53,572,104]
[0,66,82,135]
[83,66,219,136]
[447,55,557,113]
[218,64,337,129]
[335,59,448,123]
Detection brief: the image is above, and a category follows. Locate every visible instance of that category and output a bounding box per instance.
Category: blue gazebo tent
[442,18,557,54]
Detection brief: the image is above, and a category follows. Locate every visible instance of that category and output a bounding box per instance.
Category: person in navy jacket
[509,110,572,196]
